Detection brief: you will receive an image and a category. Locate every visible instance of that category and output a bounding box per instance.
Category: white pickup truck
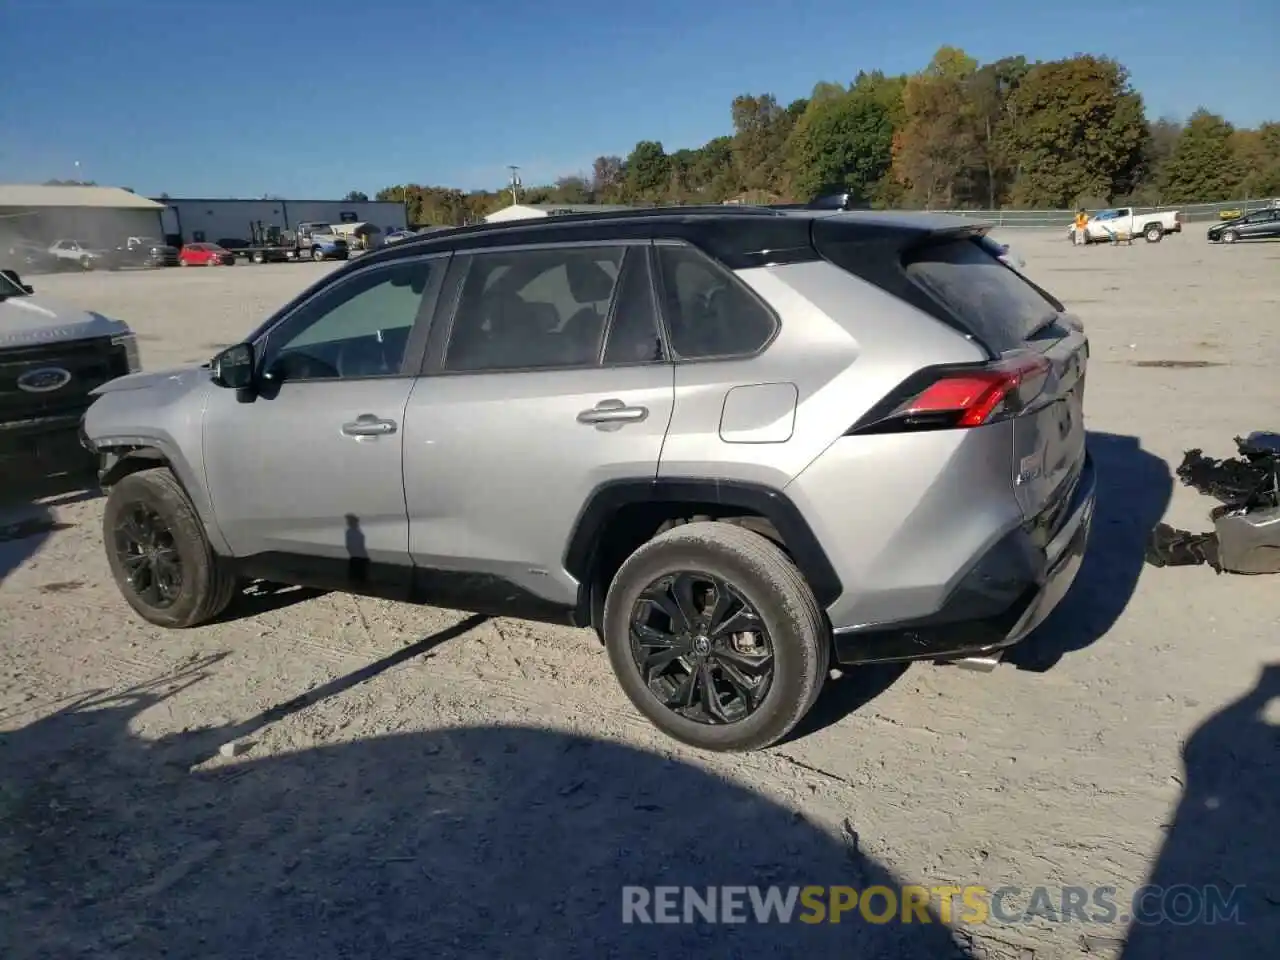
[1067,207,1184,244]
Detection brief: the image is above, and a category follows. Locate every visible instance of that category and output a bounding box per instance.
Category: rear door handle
[341,414,398,438]
[577,399,649,427]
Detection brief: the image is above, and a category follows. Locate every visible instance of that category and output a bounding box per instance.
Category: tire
[1222,230,1239,244]
[602,521,829,752]
[312,247,325,262]
[252,251,266,264]
[102,467,237,628]
[79,256,94,271]
[1144,224,1163,243]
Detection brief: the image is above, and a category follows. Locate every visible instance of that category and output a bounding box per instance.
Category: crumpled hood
[90,364,210,397]
[0,294,131,348]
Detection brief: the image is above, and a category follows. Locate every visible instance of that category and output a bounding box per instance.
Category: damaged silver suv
[83,206,1096,752]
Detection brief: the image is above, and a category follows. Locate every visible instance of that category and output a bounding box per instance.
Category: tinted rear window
[904,239,1059,353]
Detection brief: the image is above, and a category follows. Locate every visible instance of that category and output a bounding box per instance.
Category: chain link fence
[936,198,1279,228]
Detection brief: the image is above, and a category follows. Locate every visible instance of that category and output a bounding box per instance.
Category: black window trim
[650,238,782,363]
[253,252,448,386]
[419,239,668,377]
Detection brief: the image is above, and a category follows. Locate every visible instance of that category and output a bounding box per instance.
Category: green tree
[343,190,369,202]
[624,140,671,200]
[1003,55,1148,208]
[786,87,894,203]
[1159,110,1245,202]
[969,56,1029,206]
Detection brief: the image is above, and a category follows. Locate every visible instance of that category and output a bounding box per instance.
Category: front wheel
[312,247,325,262]
[103,467,237,628]
[602,521,829,752]
[1222,230,1239,244]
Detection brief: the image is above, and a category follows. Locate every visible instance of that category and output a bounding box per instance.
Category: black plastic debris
[1145,431,1280,575]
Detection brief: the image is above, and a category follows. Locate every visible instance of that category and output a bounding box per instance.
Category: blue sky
[2,0,1276,198]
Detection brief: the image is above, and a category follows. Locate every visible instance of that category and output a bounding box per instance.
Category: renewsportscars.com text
[621,884,1245,927]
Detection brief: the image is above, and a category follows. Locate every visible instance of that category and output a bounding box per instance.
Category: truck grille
[0,337,131,423]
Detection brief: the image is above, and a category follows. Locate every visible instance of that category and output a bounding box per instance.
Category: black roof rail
[389,203,787,249]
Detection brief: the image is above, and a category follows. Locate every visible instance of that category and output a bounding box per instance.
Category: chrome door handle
[577,399,649,426]
[341,414,397,437]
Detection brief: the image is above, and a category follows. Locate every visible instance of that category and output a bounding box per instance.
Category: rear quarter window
[904,239,1061,354]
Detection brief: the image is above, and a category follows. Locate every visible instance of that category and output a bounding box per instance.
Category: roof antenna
[507,165,521,205]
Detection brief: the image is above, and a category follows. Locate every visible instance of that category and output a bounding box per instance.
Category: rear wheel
[103,468,237,628]
[1144,224,1164,243]
[602,521,829,752]
[252,251,266,264]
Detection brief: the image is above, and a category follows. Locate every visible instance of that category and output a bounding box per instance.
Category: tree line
[370,46,1280,227]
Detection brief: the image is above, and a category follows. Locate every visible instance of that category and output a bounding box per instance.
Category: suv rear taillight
[848,354,1051,435]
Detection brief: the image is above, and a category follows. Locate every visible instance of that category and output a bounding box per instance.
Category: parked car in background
[6,239,60,274]
[1206,208,1280,243]
[383,229,416,244]
[180,243,236,267]
[0,267,139,486]
[1065,207,1184,244]
[113,236,180,269]
[82,205,1094,753]
[47,238,114,270]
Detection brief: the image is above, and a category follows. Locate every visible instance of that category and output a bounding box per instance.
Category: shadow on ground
[0,474,98,586]
[1008,431,1173,672]
[1120,663,1280,959]
[0,647,978,960]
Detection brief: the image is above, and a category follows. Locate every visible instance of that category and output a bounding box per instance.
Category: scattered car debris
[1145,432,1280,574]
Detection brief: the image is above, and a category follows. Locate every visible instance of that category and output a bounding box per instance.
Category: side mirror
[1,268,31,293]
[211,342,256,390]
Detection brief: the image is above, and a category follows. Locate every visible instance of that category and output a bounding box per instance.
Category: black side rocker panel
[564,477,844,609]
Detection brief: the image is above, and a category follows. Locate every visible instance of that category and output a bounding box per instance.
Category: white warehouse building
[156,197,409,247]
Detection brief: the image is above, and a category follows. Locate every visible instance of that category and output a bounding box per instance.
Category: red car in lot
[179,243,235,267]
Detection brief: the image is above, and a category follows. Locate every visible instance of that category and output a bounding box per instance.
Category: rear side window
[655,244,777,360]
[904,239,1060,354]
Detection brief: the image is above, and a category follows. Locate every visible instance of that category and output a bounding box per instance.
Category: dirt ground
[2,230,1277,959]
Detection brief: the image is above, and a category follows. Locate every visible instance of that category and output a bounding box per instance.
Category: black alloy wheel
[112,502,183,609]
[629,571,775,725]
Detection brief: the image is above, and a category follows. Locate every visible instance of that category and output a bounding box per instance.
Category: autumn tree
[1231,122,1280,197]
[1003,55,1148,208]
[730,94,793,194]
[891,47,981,209]
[590,156,625,202]
[374,50,1277,212]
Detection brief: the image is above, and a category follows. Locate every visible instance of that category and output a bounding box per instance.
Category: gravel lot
[2,231,1277,959]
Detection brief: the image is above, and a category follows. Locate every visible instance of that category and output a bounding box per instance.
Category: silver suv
[82,207,1096,752]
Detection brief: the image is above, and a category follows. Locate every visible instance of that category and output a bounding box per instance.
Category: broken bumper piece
[1145,430,1279,575]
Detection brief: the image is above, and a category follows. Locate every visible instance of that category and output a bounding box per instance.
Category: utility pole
[508,165,521,206]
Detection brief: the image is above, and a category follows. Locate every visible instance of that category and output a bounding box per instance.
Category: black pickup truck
[111,236,181,268]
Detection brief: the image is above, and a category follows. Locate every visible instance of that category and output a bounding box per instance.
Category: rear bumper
[831,451,1097,665]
